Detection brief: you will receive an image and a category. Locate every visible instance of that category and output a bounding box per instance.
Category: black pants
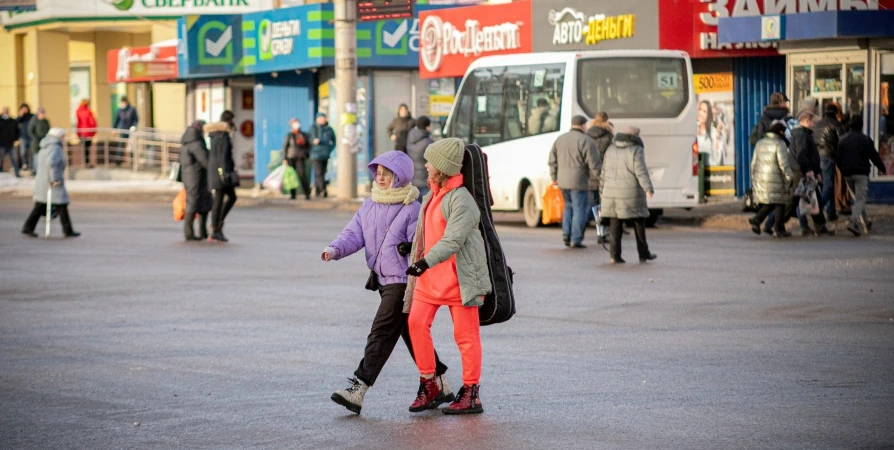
[753,203,786,233]
[211,187,237,229]
[23,202,74,235]
[355,284,448,387]
[313,159,328,197]
[184,208,208,238]
[609,217,650,260]
[287,157,311,199]
[83,139,92,165]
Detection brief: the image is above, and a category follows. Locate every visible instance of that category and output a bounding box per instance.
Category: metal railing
[62,127,182,177]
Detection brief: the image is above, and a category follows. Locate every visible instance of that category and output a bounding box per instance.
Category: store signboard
[418,1,532,79]
[178,14,246,77]
[242,6,319,73]
[532,0,658,52]
[0,0,35,12]
[107,44,178,83]
[658,0,894,59]
[1,0,273,27]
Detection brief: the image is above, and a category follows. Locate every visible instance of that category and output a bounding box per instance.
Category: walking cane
[45,187,52,238]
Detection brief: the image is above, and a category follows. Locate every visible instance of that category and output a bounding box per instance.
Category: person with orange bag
[404,138,492,415]
[548,115,601,248]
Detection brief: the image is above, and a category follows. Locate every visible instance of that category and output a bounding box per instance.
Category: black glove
[406,259,430,277]
[397,242,412,257]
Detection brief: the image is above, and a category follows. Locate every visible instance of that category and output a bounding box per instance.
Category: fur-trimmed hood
[203,121,232,134]
[613,132,644,148]
[587,122,614,139]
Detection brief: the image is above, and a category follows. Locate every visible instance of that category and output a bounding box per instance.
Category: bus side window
[471,68,506,147]
[449,76,476,142]
[502,66,531,142]
[527,65,565,136]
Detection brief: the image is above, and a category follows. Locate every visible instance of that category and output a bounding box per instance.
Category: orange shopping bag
[173,189,186,222]
[541,184,564,225]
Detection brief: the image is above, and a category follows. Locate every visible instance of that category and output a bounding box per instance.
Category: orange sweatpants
[408,300,482,386]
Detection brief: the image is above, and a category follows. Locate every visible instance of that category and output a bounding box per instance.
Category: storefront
[0,0,271,135]
[531,0,659,53]
[658,0,784,198]
[718,7,894,202]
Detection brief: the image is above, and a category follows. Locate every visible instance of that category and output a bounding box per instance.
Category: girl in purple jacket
[321,150,454,414]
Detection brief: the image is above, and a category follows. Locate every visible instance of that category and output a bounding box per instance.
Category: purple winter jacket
[327,151,421,286]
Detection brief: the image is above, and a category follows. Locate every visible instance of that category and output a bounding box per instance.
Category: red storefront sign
[106,45,178,83]
[658,0,894,59]
[419,1,533,79]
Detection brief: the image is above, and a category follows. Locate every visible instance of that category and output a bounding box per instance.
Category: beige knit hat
[424,138,464,177]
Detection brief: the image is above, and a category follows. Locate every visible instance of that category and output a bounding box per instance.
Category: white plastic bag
[262,165,286,192]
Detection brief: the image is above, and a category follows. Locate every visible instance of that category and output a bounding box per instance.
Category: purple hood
[368,150,414,188]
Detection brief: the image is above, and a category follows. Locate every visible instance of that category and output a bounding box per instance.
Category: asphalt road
[1,198,893,450]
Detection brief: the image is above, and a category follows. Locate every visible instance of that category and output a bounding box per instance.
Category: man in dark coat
[180,120,212,241]
[586,111,614,232]
[282,118,311,200]
[813,104,846,220]
[113,96,138,165]
[549,115,601,249]
[310,113,336,197]
[836,116,886,236]
[16,104,33,171]
[27,108,50,174]
[750,92,792,148]
[0,106,20,177]
[405,115,434,198]
[206,110,238,242]
[789,111,832,236]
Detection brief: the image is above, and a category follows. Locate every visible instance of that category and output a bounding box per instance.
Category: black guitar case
[460,143,515,326]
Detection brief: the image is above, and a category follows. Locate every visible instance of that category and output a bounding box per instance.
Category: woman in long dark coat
[180,120,212,241]
[206,110,238,242]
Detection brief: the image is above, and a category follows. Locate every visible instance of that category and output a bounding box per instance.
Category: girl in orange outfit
[404,138,492,415]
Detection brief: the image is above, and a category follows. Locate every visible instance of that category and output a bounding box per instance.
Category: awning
[718,10,894,44]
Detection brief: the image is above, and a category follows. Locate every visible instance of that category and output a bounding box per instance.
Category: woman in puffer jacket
[404,138,492,415]
[748,120,794,238]
[322,150,453,415]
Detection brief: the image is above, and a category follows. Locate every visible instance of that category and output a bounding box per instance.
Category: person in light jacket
[548,115,601,248]
[600,126,656,264]
[405,138,492,415]
[21,128,80,238]
[322,151,453,415]
[748,120,794,238]
[180,120,212,241]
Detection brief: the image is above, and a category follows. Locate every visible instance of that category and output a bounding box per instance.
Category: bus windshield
[577,57,688,119]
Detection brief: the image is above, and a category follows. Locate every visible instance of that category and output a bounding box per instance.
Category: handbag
[169,161,181,182]
[365,206,405,291]
[219,168,241,187]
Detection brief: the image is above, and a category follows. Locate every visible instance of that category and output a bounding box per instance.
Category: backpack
[460,144,516,326]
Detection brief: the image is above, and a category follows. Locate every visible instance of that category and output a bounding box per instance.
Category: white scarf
[371,184,419,205]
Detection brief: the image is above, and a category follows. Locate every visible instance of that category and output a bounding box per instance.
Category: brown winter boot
[408,377,440,412]
[442,384,483,415]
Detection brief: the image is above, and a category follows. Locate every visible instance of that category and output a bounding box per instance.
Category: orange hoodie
[413,174,464,306]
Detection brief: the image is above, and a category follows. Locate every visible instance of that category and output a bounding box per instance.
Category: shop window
[879,54,894,178]
[577,57,688,119]
[814,65,842,94]
[845,64,865,120]
[792,66,811,113]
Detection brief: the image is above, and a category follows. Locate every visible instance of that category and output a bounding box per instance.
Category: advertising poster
[694,72,735,196]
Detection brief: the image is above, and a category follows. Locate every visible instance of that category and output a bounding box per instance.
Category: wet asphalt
[1,198,893,450]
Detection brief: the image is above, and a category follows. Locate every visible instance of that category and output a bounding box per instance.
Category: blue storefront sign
[241,6,324,73]
[178,14,247,77]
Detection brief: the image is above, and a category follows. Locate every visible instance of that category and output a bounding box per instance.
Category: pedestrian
[27,108,50,175]
[404,137,492,415]
[75,99,97,168]
[813,104,846,221]
[17,103,33,172]
[387,104,415,152]
[599,126,657,264]
[113,96,138,165]
[836,116,887,236]
[322,150,454,415]
[206,110,238,242]
[405,115,434,199]
[21,128,80,238]
[749,92,793,148]
[548,115,601,249]
[748,120,794,238]
[789,110,833,236]
[180,120,212,241]
[310,113,336,198]
[0,106,20,177]
[586,111,614,236]
[282,118,311,200]
[828,101,852,215]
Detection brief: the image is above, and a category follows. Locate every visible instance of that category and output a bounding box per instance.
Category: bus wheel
[645,209,663,228]
[523,184,543,228]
